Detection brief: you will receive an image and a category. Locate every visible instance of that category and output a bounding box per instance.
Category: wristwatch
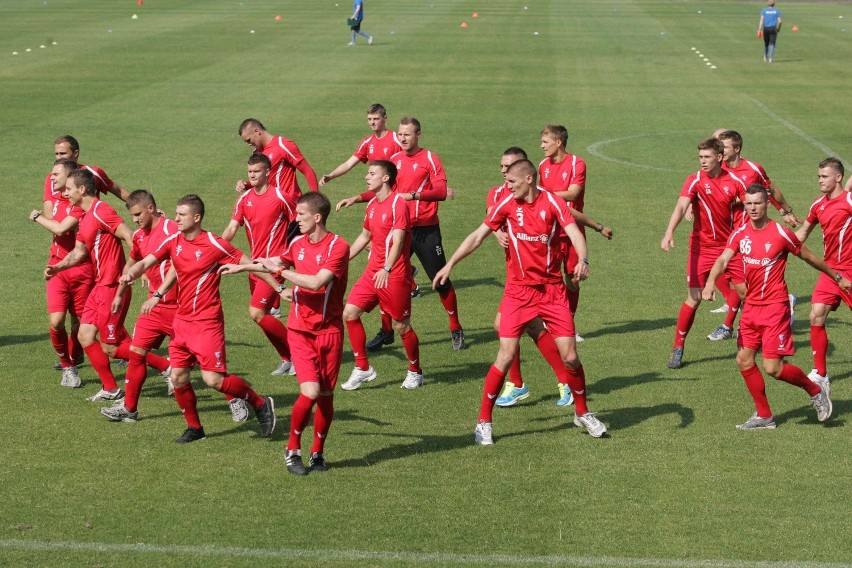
[383,265,392,273]
[32,212,41,221]
[276,282,288,293]
[153,291,164,299]
[834,273,843,283]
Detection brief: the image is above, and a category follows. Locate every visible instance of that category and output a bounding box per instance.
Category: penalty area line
[0,539,850,568]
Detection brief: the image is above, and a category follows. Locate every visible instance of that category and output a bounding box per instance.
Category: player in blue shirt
[758,0,782,63]
[348,0,373,46]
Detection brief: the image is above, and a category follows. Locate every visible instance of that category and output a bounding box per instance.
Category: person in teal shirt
[348,0,373,46]
[758,0,782,62]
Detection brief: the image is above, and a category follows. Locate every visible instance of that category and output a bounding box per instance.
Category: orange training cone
[275,15,282,21]
[791,25,799,31]
[472,12,479,18]
[460,21,468,28]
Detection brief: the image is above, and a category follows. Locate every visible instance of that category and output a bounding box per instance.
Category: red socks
[124,351,147,412]
[345,319,370,370]
[810,325,828,376]
[173,384,202,429]
[400,328,421,372]
[479,365,506,423]
[288,394,315,451]
[673,303,697,349]
[312,395,334,454]
[565,364,588,415]
[533,330,568,382]
[257,315,291,360]
[776,363,820,397]
[740,365,772,418]
[438,285,462,331]
[219,375,264,408]
[83,343,118,391]
[506,346,523,388]
[380,311,393,335]
[50,328,73,367]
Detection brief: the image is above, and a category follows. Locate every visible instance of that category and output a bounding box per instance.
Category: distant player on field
[702,184,843,429]
[794,158,852,388]
[758,0,782,63]
[660,138,747,370]
[120,194,277,444]
[434,160,607,444]
[220,193,350,475]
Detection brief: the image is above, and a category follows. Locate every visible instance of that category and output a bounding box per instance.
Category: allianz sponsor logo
[743,256,774,266]
[516,233,549,243]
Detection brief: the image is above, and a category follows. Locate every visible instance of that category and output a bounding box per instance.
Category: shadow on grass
[0,333,49,348]
[772,397,849,428]
[592,371,687,394]
[582,318,674,339]
[599,403,696,430]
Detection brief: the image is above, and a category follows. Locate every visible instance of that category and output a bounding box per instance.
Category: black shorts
[410,224,452,292]
[763,27,778,46]
[349,19,362,32]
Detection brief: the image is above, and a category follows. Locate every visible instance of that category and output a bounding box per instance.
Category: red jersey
[43,164,116,200]
[391,148,448,227]
[130,215,179,305]
[152,231,243,320]
[538,153,587,212]
[486,183,510,213]
[43,183,84,264]
[727,220,801,306]
[253,135,310,201]
[723,158,771,189]
[231,185,295,259]
[280,232,350,334]
[680,170,747,246]
[805,190,852,269]
[485,188,576,285]
[353,131,402,163]
[76,199,127,285]
[363,192,412,276]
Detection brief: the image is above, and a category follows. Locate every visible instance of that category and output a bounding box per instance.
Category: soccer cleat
[60,366,82,388]
[340,366,377,390]
[100,404,138,423]
[474,421,493,445]
[556,383,574,407]
[495,382,529,407]
[114,359,128,369]
[347,41,355,46]
[411,285,421,298]
[269,306,282,318]
[367,35,374,45]
[808,369,830,396]
[160,365,172,380]
[707,324,733,341]
[271,359,296,376]
[736,413,777,430]
[667,347,683,369]
[175,427,207,444]
[810,384,833,422]
[710,304,729,314]
[451,328,466,350]
[165,376,175,396]
[228,398,249,423]
[401,369,424,389]
[255,397,277,437]
[309,452,328,472]
[54,355,84,371]
[573,412,607,438]
[285,450,308,476]
[366,329,394,352]
[575,333,584,343]
[87,388,124,402]
[789,293,797,324]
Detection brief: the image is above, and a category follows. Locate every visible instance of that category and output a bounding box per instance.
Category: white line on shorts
[1,539,849,567]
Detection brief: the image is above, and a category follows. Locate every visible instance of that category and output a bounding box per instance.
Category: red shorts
[561,238,580,276]
[686,243,725,289]
[811,270,852,311]
[737,301,794,358]
[248,273,284,311]
[131,304,176,351]
[288,328,344,390]
[81,283,130,345]
[498,282,575,338]
[46,262,93,314]
[169,316,227,373]
[346,272,412,321]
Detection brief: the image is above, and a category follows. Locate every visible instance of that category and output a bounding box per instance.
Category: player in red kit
[223,154,297,376]
[538,124,588,338]
[661,138,748,369]
[434,160,607,444]
[705,129,802,341]
[236,118,318,241]
[221,193,349,475]
[319,103,402,187]
[339,160,425,390]
[702,184,844,429]
[120,194,277,444]
[44,170,170,401]
[487,148,613,408]
[338,117,465,350]
[43,135,130,206]
[794,158,852,388]
[31,159,94,387]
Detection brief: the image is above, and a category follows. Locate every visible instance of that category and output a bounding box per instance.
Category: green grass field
[2,1,851,566]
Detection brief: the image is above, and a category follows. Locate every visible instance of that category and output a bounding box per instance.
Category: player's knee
[102,343,118,358]
[130,345,148,356]
[392,319,411,335]
[248,308,265,323]
[300,382,320,399]
[171,369,191,387]
[342,304,361,321]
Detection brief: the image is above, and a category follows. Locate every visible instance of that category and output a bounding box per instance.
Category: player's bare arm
[320,156,361,187]
[348,229,372,259]
[794,219,816,243]
[120,253,158,285]
[768,183,802,227]
[564,223,590,281]
[702,248,736,300]
[44,240,89,278]
[336,195,365,212]
[41,200,53,219]
[661,196,692,252]
[109,184,131,202]
[140,265,176,315]
[568,208,613,240]
[30,209,78,235]
[553,183,583,203]
[221,220,240,242]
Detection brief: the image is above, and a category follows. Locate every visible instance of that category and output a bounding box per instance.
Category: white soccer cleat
[87,388,124,402]
[341,366,377,391]
[573,412,607,438]
[60,366,82,388]
[474,421,493,445]
[710,304,729,314]
[271,359,296,376]
[807,369,830,396]
[401,370,424,389]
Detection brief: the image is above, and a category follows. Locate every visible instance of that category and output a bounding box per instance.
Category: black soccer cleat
[255,397,277,438]
[366,328,394,352]
[175,427,207,444]
[309,452,328,472]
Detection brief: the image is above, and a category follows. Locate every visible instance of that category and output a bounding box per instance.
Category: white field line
[1,539,850,568]
[586,132,683,172]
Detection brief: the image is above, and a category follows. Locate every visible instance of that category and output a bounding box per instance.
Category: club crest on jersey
[381,213,387,223]
[297,247,305,261]
[316,254,323,264]
[516,207,524,227]
[562,172,568,181]
[195,250,202,261]
[540,210,546,220]
[723,186,730,194]
[704,183,712,194]
[764,242,772,253]
[412,163,419,172]
[175,245,183,256]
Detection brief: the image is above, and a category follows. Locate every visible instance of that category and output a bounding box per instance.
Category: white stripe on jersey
[743,160,769,185]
